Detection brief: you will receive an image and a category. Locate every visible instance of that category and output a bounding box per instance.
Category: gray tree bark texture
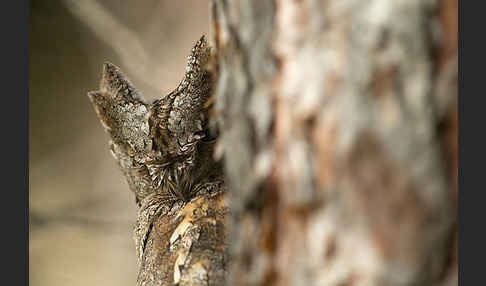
[88,0,457,285]
[211,0,457,286]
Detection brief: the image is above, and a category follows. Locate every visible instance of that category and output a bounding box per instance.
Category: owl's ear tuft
[100,61,146,104]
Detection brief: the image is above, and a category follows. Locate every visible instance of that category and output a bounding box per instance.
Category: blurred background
[29,1,211,285]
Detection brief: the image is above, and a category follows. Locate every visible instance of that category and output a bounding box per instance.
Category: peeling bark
[88,1,457,285]
[212,0,457,285]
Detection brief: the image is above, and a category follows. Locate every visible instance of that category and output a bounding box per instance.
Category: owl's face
[88,36,220,207]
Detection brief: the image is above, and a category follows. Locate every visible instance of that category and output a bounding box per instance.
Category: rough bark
[88,0,457,285]
[212,0,457,286]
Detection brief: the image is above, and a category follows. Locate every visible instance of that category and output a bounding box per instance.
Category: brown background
[29,1,210,285]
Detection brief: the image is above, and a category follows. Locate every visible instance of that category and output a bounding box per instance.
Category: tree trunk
[88,0,457,285]
[211,0,457,285]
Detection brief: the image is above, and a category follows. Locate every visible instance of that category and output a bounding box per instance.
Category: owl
[88,36,228,286]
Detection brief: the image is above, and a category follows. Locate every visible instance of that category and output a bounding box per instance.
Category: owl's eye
[199,128,218,142]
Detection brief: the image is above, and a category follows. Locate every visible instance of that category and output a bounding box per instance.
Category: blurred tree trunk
[212,0,457,285]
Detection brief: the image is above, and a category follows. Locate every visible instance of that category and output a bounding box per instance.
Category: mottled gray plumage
[88,36,228,286]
